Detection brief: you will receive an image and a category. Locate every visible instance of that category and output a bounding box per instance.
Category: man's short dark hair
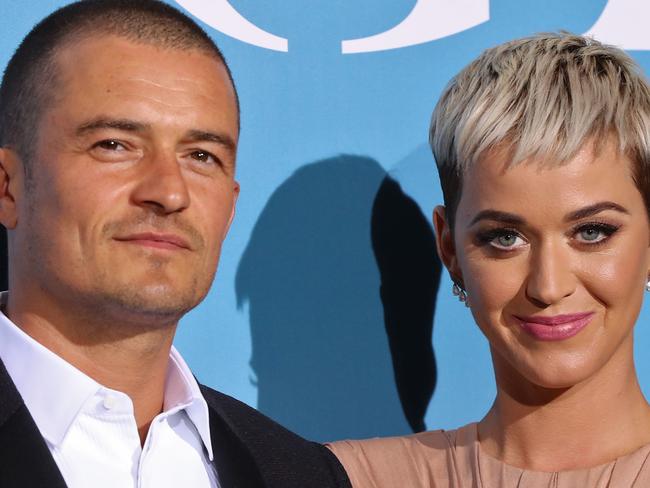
[0,0,238,169]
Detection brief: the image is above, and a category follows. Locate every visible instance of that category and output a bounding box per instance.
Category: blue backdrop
[1,0,649,441]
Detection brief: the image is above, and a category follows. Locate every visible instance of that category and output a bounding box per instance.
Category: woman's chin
[499,351,604,394]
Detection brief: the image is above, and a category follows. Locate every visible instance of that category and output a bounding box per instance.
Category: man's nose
[131,149,190,214]
[525,240,576,307]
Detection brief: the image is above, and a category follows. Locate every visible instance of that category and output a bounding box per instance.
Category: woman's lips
[514,312,595,341]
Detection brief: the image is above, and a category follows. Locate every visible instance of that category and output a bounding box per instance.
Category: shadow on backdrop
[236,154,440,441]
[236,155,411,441]
[371,177,441,433]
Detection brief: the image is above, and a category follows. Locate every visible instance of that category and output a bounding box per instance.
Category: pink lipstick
[514,312,595,341]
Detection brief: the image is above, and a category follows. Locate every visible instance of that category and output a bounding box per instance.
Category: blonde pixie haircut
[430,32,650,228]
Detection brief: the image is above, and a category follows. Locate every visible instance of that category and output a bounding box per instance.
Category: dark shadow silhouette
[371,177,441,433]
[236,155,411,441]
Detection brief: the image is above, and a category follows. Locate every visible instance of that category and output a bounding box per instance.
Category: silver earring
[646,279,650,292]
[452,283,470,307]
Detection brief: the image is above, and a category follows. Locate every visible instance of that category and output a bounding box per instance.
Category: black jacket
[0,359,351,488]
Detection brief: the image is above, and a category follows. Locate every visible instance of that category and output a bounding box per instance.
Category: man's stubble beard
[89,262,205,327]
[22,194,214,334]
[28,230,209,333]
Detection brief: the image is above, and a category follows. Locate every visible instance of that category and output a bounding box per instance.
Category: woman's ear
[0,148,22,229]
[433,205,463,285]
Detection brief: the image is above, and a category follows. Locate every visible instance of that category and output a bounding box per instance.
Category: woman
[328,33,650,486]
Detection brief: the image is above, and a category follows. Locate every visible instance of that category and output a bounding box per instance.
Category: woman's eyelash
[572,221,619,233]
[571,221,620,241]
[475,228,521,245]
[474,222,621,248]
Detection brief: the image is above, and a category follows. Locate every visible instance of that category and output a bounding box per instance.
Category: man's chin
[90,284,203,325]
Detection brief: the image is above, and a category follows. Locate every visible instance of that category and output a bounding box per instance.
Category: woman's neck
[478,335,650,472]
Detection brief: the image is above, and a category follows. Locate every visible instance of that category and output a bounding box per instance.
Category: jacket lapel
[203,390,265,487]
[0,358,67,487]
[201,386,352,488]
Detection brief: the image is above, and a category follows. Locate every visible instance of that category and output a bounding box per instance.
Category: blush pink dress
[327,423,650,487]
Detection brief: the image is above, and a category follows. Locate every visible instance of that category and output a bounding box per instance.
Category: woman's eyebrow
[467,201,630,228]
[468,210,525,227]
[564,201,629,222]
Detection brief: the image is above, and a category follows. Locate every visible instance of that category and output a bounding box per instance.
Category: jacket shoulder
[200,384,351,488]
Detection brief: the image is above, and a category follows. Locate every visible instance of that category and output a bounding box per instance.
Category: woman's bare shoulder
[327,429,454,458]
[326,426,472,488]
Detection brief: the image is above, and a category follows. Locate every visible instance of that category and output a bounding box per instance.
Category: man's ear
[433,205,463,286]
[0,148,22,229]
[224,180,240,236]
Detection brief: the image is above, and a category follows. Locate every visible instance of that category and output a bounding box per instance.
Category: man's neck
[5,292,178,445]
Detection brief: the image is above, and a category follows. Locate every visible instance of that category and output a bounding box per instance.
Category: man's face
[9,36,239,323]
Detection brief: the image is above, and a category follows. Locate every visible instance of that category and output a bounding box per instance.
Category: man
[0,1,351,487]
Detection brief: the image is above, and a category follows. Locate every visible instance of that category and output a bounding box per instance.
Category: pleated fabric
[327,423,650,487]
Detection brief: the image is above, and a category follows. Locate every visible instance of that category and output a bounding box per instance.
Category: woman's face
[435,139,650,389]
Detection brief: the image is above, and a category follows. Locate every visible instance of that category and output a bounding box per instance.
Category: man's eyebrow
[564,201,629,222]
[75,120,237,154]
[75,118,149,136]
[468,210,526,227]
[185,129,237,155]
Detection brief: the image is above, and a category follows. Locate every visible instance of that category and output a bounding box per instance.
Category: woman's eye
[574,223,619,244]
[476,229,526,251]
[578,228,602,242]
[490,233,525,250]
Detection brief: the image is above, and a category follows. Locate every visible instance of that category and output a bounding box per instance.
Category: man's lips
[514,312,595,341]
[114,232,192,250]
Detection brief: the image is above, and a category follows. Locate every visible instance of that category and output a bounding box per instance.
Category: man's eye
[94,140,125,151]
[191,150,218,164]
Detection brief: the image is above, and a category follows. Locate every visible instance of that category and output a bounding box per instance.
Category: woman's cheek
[579,246,646,312]
[463,253,527,314]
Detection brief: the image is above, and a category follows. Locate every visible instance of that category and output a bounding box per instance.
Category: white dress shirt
[0,308,219,488]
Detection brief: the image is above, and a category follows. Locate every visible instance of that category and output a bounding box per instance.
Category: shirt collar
[0,292,213,459]
[0,302,101,446]
[165,346,214,460]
